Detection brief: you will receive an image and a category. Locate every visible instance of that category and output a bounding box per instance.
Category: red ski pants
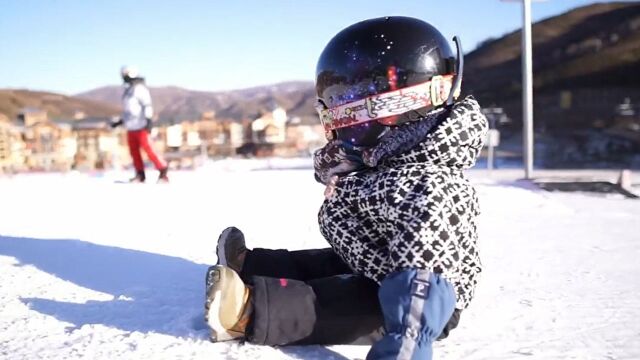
[127,130,167,172]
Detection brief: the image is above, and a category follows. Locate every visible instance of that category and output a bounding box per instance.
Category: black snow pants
[239,247,461,346]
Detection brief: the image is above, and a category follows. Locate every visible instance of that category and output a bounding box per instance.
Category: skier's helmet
[315,16,463,147]
[120,65,140,82]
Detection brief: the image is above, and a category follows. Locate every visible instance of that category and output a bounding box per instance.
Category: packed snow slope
[1,162,639,359]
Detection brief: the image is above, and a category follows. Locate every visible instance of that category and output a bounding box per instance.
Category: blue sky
[0,0,629,94]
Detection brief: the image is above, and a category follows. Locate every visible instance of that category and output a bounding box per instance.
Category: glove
[145,118,153,132]
[366,270,456,360]
[110,118,123,129]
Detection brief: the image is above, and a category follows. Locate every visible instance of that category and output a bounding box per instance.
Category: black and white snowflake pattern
[318,96,488,309]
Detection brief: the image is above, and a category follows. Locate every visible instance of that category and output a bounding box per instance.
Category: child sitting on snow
[205,16,488,360]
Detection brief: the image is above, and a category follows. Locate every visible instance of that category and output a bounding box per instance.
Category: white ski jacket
[122,80,153,131]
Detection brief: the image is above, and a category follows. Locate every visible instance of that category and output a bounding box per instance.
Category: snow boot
[205,265,253,342]
[216,227,247,273]
[157,167,169,183]
[129,170,145,183]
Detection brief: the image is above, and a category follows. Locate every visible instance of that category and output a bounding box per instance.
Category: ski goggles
[315,74,459,140]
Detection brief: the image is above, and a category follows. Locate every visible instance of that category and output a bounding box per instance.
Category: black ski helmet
[315,16,463,147]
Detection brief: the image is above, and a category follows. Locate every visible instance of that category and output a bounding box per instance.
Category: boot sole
[205,265,245,342]
[216,227,235,266]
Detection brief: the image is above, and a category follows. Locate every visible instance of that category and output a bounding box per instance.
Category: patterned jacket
[318,96,488,309]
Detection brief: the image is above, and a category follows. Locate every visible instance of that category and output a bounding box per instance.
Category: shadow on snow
[0,235,358,359]
[0,235,209,338]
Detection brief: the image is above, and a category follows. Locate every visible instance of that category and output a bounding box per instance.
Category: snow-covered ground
[1,161,639,359]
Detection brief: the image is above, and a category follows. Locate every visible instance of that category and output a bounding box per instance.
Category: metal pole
[522,0,534,179]
[488,142,494,171]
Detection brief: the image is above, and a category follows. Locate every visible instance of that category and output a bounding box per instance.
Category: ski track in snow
[1,162,639,359]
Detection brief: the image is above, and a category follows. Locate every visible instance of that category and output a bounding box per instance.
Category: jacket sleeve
[135,85,154,119]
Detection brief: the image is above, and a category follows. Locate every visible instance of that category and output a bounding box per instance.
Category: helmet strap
[446,36,464,107]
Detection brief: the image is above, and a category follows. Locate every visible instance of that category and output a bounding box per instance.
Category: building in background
[239,105,289,157]
[18,109,75,171]
[69,117,126,170]
[251,105,287,145]
[0,103,328,173]
[1,110,131,172]
[157,110,245,168]
[284,115,325,156]
[17,108,48,127]
[0,119,26,173]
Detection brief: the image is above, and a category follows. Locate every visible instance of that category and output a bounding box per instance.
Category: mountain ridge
[76,81,316,122]
[0,89,119,120]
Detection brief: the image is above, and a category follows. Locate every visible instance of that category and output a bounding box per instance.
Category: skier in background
[205,16,488,360]
[111,66,169,183]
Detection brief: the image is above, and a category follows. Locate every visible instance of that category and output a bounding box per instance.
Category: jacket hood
[383,96,488,170]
